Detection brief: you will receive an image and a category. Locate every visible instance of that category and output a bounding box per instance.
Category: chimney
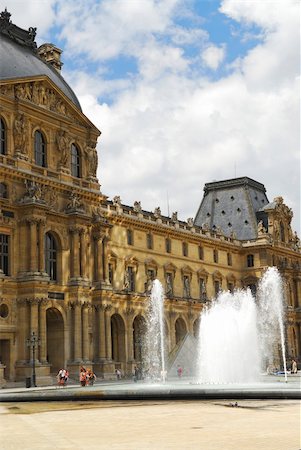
[38,43,63,72]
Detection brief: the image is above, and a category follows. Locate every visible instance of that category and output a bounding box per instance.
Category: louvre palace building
[0,10,300,385]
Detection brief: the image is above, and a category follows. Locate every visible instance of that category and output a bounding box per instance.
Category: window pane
[0,119,6,155]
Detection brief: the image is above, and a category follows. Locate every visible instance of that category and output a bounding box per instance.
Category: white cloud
[201,45,226,70]
[4,0,299,233]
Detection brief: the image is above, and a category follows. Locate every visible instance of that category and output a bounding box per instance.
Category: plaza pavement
[0,398,300,450]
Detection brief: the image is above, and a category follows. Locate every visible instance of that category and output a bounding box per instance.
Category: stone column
[97,305,106,359]
[39,300,48,363]
[17,299,28,362]
[126,309,134,362]
[79,229,86,279]
[69,227,80,279]
[169,311,176,352]
[105,305,112,360]
[38,219,46,273]
[93,233,104,283]
[29,219,38,272]
[102,237,109,282]
[82,304,89,361]
[73,301,82,362]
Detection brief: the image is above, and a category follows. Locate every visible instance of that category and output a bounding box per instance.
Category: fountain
[197,267,288,384]
[144,279,166,381]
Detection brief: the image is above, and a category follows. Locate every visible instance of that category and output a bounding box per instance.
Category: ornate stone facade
[0,12,300,385]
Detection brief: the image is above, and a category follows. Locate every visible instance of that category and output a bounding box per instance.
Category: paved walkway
[0,398,299,449]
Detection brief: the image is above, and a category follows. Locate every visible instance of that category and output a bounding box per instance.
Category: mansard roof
[194,176,269,240]
[0,9,81,110]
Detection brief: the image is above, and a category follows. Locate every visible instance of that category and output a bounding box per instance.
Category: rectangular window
[198,246,204,260]
[127,229,133,245]
[165,238,171,253]
[183,275,190,298]
[199,278,206,301]
[228,282,234,293]
[214,280,220,296]
[227,252,232,266]
[146,233,153,250]
[213,249,218,263]
[0,234,9,275]
[108,263,114,285]
[128,266,135,291]
[247,254,254,267]
[166,272,173,296]
[182,242,188,257]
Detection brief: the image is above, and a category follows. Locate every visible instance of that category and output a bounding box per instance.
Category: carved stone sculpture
[56,130,70,167]
[154,207,161,218]
[14,113,27,155]
[133,201,142,213]
[84,142,98,177]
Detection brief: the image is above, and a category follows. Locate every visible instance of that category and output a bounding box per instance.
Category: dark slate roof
[0,11,81,110]
[194,177,269,240]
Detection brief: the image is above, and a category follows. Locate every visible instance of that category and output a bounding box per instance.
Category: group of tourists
[56,368,69,387]
[79,366,97,386]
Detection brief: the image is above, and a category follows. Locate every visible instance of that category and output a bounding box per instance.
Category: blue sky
[7,0,300,233]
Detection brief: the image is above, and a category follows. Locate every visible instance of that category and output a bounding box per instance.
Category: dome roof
[0,10,81,111]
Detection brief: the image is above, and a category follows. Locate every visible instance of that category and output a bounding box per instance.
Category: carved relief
[20,180,46,204]
[13,81,79,122]
[65,190,84,213]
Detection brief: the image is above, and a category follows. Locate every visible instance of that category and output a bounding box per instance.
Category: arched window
[45,233,57,281]
[34,130,46,167]
[71,143,81,177]
[247,254,254,267]
[0,118,6,155]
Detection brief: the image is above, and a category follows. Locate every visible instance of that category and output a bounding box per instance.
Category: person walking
[291,359,298,374]
[80,366,87,386]
[177,365,183,378]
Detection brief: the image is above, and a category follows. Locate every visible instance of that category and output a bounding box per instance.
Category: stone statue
[187,217,194,228]
[133,201,142,213]
[13,113,27,154]
[257,220,266,235]
[154,207,161,218]
[84,142,98,177]
[113,195,121,206]
[171,211,178,222]
[56,130,69,167]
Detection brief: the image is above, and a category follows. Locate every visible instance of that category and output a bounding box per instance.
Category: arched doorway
[175,317,187,344]
[46,308,64,373]
[111,314,126,363]
[133,315,146,362]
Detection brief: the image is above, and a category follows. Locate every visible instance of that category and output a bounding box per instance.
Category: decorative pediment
[212,270,223,280]
[226,273,236,282]
[124,255,139,268]
[144,258,158,270]
[197,268,209,280]
[163,262,177,273]
[0,77,98,131]
[181,265,193,276]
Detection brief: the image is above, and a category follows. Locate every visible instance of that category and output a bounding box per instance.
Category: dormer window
[71,143,81,177]
[0,118,6,155]
[34,130,46,167]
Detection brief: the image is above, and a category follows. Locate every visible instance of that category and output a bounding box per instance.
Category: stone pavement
[0,399,300,450]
